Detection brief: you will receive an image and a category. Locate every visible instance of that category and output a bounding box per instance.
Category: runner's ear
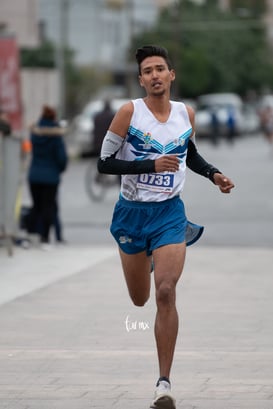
[139,75,145,87]
[170,69,175,82]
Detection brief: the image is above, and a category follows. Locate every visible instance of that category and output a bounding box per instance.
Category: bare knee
[130,292,150,307]
[156,281,176,307]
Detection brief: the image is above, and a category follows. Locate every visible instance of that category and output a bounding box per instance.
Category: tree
[20,41,56,68]
[130,0,273,98]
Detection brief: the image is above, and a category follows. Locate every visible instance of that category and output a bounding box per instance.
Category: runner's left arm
[186,138,222,183]
[185,104,234,193]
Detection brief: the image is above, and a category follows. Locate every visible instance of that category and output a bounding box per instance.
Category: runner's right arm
[97,102,179,175]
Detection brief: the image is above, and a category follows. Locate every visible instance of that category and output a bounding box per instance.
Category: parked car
[195,93,260,142]
[67,98,129,156]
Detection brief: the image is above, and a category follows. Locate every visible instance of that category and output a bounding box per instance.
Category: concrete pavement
[0,243,273,408]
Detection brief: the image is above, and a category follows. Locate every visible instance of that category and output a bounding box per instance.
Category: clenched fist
[213,173,235,193]
[154,155,180,173]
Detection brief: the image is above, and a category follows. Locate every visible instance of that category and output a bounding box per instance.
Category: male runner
[98,45,234,409]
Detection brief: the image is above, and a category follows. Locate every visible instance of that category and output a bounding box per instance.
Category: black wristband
[208,167,222,183]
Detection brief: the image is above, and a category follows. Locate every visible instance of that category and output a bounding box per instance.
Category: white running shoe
[150,380,176,409]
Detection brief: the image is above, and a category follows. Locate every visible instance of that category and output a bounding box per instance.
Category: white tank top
[118,98,192,202]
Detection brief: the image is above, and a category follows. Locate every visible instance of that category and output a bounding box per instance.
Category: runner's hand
[213,173,235,193]
[155,155,180,173]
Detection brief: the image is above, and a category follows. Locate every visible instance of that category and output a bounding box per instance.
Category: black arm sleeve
[186,139,222,183]
[97,154,155,175]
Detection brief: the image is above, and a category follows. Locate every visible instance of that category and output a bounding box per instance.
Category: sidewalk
[0,244,273,409]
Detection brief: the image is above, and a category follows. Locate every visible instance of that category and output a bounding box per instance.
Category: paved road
[0,244,273,408]
[1,133,273,408]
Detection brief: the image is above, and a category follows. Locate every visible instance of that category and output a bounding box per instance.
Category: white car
[195,93,260,140]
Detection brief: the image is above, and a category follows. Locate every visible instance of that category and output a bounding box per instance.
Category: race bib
[137,173,174,193]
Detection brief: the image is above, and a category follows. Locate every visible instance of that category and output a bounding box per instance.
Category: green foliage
[130,0,273,98]
[20,41,56,68]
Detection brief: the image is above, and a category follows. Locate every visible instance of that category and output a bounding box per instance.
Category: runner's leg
[119,248,152,306]
[153,242,186,379]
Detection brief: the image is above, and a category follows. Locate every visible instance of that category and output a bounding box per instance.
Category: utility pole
[171,0,180,99]
[126,0,135,98]
[265,0,273,51]
[218,0,230,12]
[57,0,69,120]
[106,0,135,98]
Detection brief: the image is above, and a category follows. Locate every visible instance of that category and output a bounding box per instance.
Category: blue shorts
[110,195,204,256]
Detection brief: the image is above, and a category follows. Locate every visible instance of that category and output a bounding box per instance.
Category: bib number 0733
[137,173,174,193]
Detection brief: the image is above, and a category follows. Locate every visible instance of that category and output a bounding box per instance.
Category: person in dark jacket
[0,110,11,136]
[28,105,68,247]
[92,100,115,156]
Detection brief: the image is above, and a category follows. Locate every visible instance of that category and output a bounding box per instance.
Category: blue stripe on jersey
[127,125,192,160]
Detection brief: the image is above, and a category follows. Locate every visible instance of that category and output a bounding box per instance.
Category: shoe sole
[150,394,176,409]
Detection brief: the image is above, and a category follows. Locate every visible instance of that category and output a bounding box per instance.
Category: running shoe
[150,379,176,409]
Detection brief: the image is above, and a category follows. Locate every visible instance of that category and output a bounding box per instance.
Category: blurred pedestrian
[210,108,219,146]
[259,104,273,149]
[53,193,66,244]
[0,109,11,136]
[92,100,115,156]
[28,105,68,249]
[226,106,236,144]
[98,45,235,409]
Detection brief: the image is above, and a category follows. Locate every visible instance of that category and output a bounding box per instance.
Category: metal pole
[126,0,134,98]
[171,0,180,99]
[58,0,69,120]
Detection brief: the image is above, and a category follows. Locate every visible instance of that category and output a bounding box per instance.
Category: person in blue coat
[28,105,68,246]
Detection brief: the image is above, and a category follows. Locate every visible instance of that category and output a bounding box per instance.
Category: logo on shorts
[119,235,133,244]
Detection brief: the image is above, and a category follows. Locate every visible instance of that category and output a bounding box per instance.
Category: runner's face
[139,56,175,97]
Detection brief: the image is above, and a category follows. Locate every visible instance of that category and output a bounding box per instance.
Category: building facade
[38,0,161,67]
[0,0,39,47]
[0,0,59,128]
